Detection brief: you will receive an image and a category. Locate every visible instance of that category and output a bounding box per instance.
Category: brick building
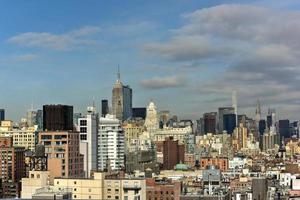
[39,131,84,182]
[146,178,181,200]
[163,137,185,170]
[0,136,25,198]
[200,157,228,172]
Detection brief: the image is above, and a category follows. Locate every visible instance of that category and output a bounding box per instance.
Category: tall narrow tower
[112,66,133,121]
[112,66,124,121]
[255,99,261,126]
[232,90,238,126]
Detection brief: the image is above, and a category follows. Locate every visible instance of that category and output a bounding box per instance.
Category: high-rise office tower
[98,114,124,171]
[43,105,73,131]
[27,109,37,127]
[223,113,236,134]
[234,123,248,150]
[101,99,109,117]
[112,67,132,121]
[218,107,235,133]
[78,106,98,178]
[36,109,43,130]
[259,119,266,136]
[132,107,146,119]
[232,90,238,126]
[279,119,290,139]
[203,112,217,134]
[266,108,276,130]
[0,109,5,121]
[255,99,261,127]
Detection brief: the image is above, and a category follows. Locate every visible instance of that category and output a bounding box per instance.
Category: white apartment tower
[98,114,124,171]
[78,106,98,178]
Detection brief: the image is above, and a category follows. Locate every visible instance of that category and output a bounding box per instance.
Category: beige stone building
[0,120,37,151]
[123,122,144,148]
[21,171,50,199]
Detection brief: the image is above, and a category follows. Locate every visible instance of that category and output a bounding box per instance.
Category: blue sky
[1,0,300,121]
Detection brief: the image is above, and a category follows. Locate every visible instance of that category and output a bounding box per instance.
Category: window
[89,188,92,192]
[80,127,87,133]
[31,174,34,178]
[74,188,77,191]
[74,181,77,184]
[57,181,59,184]
[115,196,119,199]
[80,134,87,140]
[74,195,77,199]
[41,135,52,140]
[37,174,40,178]
[80,120,87,126]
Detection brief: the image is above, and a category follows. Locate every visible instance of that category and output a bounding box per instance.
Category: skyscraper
[279,119,290,139]
[101,99,109,117]
[259,119,266,136]
[232,90,238,126]
[132,107,146,119]
[0,109,5,121]
[223,113,236,134]
[255,99,261,127]
[78,106,98,178]
[112,67,132,121]
[27,109,37,127]
[144,102,159,135]
[98,114,124,171]
[203,112,217,134]
[43,105,73,131]
[218,107,235,133]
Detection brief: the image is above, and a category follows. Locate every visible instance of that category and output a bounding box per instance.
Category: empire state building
[112,67,132,121]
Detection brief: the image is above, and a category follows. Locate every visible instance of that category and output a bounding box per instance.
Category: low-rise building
[146,178,181,200]
[0,120,37,151]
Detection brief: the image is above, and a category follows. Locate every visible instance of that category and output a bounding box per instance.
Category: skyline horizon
[1,0,300,121]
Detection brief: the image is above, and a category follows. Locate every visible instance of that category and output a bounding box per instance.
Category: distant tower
[101,99,109,117]
[255,99,261,127]
[232,90,238,127]
[145,102,159,136]
[112,66,132,121]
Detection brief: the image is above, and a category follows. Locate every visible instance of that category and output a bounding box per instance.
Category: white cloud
[143,4,300,119]
[140,75,187,89]
[7,26,101,51]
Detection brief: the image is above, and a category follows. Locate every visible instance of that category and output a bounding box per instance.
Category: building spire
[117,64,121,82]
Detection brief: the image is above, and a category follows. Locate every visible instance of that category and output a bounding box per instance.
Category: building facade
[43,105,73,131]
[78,106,98,177]
[39,131,84,181]
[0,120,37,151]
[98,114,125,171]
[0,136,25,198]
[163,137,185,170]
[112,70,132,121]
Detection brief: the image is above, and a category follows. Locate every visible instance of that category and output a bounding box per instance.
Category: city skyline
[1,0,300,121]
